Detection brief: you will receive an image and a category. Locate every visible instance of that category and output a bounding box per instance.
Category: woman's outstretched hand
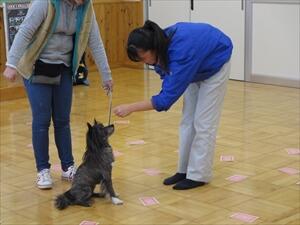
[113,100,154,118]
[113,104,132,117]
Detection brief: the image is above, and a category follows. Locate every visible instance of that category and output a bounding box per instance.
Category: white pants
[178,62,231,182]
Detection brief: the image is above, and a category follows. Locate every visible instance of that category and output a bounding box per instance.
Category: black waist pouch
[31,60,66,85]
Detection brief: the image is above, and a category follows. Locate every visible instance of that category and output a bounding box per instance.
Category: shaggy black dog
[55,120,123,210]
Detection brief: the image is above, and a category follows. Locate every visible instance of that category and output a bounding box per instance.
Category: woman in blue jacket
[113,20,233,190]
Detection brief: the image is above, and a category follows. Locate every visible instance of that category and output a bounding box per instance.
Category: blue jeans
[23,68,74,172]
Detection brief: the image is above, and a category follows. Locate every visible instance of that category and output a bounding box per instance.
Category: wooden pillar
[86,0,144,70]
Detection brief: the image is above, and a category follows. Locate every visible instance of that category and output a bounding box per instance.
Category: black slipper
[163,173,186,185]
[173,179,206,190]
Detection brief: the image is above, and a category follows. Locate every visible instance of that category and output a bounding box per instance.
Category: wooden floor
[0,67,299,225]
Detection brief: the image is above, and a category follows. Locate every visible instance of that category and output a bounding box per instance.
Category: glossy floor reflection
[0,67,299,225]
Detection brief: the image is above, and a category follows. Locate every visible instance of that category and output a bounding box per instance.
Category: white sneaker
[37,169,53,189]
[61,165,77,181]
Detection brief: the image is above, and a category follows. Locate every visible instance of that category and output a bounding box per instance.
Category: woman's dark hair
[127,20,173,71]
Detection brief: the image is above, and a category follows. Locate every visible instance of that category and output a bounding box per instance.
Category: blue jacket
[151,22,233,111]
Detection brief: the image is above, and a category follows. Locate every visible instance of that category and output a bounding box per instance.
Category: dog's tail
[55,191,74,210]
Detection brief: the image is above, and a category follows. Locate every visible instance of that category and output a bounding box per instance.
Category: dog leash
[107,90,113,125]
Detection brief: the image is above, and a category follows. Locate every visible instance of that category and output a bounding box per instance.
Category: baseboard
[250,74,300,88]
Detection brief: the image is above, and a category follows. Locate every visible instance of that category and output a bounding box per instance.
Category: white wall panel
[252,2,300,84]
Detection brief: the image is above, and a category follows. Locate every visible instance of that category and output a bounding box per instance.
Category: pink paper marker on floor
[143,168,161,176]
[79,221,99,225]
[286,148,300,155]
[278,167,300,175]
[230,212,259,223]
[139,197,159,206]
[27,143,33,148]
[128,140,146,145]
[113,150,123,157]
[51,164,61,172]
[226,175,248,182]
[220,155,234,162]
[114,120,130,125]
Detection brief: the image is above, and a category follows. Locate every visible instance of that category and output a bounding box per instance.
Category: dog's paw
[111,197,123,205]
[105,193,111,199]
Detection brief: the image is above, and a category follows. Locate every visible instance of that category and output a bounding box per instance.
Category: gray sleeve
[6,0,48,66]
[88,12,112,82]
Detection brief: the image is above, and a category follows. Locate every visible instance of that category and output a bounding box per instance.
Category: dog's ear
[105,124,114,136]
[87,122,92,130]
[94,119,98,125]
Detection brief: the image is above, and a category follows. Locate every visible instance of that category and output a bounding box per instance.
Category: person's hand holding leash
[102,79,113,93]
[3,66,18,82]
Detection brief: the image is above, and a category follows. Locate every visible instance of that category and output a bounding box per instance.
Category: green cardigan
[16,0,93,79]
